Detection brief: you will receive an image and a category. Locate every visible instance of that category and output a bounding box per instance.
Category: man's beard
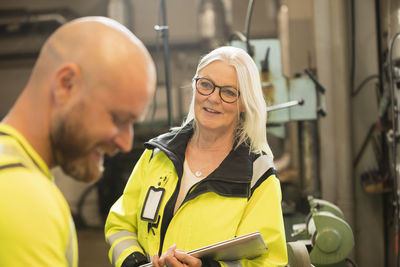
[50,110,105,183]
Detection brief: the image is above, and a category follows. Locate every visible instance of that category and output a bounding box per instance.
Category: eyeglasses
[193,77,240,104]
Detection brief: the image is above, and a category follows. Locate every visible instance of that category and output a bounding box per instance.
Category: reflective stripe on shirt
[0,162,25,171]
[0,142,42,175]
[66,218,77,267]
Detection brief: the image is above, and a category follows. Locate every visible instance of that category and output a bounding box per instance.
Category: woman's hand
[153,244,178,267]
[174,251,201,267]
[152,245,201,267]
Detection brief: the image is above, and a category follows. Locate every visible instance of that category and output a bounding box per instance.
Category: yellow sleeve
[228,175,288,267]
[105,149,153,267]
[0,167,77,267]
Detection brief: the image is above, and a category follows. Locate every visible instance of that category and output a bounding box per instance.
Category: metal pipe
[267,98,304,112]
[0,13,68,25]
[155,0,173,127]
[298,120,320,196]
[375,0,384,96]
[388,31,400,267]
[245,0,255,57]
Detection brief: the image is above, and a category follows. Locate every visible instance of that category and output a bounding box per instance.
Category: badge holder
[141,186,165,223]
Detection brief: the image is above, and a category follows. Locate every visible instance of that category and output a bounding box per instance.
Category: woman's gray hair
[181,46,273,158]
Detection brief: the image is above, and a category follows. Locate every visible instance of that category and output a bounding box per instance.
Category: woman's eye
[201,81,212,89]
[222,88,237,97]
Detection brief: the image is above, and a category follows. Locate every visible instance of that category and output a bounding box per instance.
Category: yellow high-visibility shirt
[0,123,78,267]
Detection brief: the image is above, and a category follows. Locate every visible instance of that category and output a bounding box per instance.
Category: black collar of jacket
[144,122,254,197]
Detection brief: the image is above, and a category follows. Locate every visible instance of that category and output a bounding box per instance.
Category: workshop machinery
[289,196,355,267]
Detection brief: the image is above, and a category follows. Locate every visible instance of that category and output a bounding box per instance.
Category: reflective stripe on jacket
[105,123,287,267]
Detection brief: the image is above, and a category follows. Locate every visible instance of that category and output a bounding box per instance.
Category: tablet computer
[140,231,267,266]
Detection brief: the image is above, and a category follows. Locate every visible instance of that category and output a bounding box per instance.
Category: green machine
[289,196,355,267]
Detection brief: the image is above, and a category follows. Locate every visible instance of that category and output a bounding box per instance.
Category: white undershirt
[174,159,203,214]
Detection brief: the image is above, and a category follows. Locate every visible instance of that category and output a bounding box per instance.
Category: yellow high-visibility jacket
[0,123,78,267]
[105,124,287,267]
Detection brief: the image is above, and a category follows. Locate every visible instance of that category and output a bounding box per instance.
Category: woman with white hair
[105,46,288,267]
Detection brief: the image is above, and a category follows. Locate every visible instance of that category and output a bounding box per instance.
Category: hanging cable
[244,0,255,57]
[351,74,380,97]
[388,31,400,267]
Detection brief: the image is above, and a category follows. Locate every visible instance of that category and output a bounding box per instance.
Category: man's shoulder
[0,131,31,171]
[0,159,68,212]
[0,166,74,267]
[0,150,32,180]
[0,167,72,245]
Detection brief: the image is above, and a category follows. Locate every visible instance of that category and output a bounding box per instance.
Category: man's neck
[3,89,54,168]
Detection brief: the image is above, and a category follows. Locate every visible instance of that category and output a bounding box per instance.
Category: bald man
[0,16,156,267]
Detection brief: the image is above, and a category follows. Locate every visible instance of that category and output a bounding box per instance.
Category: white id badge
[141,186,165,222]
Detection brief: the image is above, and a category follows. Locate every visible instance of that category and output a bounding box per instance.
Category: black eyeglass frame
[193,77,240,104]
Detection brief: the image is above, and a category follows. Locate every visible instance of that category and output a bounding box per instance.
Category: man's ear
[53,63,81,105]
